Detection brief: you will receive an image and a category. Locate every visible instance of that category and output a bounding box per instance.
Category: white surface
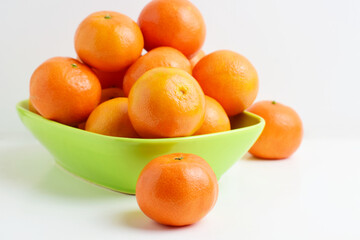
[0,0,360,138]
[1,134,360,239]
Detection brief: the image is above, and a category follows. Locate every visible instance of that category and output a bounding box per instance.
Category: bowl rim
[17,99,265,143]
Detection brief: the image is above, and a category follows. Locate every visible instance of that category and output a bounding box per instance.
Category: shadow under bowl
[16,100,264,194]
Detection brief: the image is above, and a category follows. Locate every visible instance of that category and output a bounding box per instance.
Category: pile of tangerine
[28,0,303,227]
[29,1,259,139]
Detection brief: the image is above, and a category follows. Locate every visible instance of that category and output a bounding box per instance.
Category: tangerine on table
[128,67,205,138]
[194,96,231,135]
[75,11,143,72]
[247,100,303,159]
[193,50,259,117]
[138,0,206,58]
[123,47,192,96]
[85,97,139,138]
[136,153,218,226]
[30,57,101,126]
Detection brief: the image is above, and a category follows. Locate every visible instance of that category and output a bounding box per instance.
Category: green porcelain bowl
[16,99,264,194]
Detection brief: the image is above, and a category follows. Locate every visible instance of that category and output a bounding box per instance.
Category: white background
[0,0,360,239]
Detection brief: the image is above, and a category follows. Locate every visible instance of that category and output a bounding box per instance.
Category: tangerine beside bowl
[16,99,264,194]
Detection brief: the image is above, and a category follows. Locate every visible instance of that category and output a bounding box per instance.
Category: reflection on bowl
[16,100,264,194]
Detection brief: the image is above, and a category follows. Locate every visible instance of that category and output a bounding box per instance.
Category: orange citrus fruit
[123,47,192,96]
[28,100,39,114]
[100,88,125,103]
[77,122,86,130]
[76,55,127,88]
[194,96,231,135]
[30,57,101,126]
[248,100,303,159]
[91,67,127,89]
[136,153,218,226]
[138,0,206,58]
[193,50,259,116]
[75,11,143,72]
[189,50,205,69]
[85,97,139,138]
[128,67,205,138]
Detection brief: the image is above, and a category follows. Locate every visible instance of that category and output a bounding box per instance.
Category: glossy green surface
[16,100,264,194]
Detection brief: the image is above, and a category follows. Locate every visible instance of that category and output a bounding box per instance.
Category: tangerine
[193,50,258,116]
[85,97,138,138]
[100,88,125,103]
[248,100,303,159]
[136,153,218,226]
[128,67,205,138]
[189,50,205,69]
[123,47,191,96]
[75,11,143,72]
[138,0,206,58]
[30,57,101,126]
[194,96,230,135]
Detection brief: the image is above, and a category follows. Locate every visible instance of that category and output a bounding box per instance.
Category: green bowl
[16,99,264,194]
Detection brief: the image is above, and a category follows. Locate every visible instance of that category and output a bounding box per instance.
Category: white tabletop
[1,133,359,239]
